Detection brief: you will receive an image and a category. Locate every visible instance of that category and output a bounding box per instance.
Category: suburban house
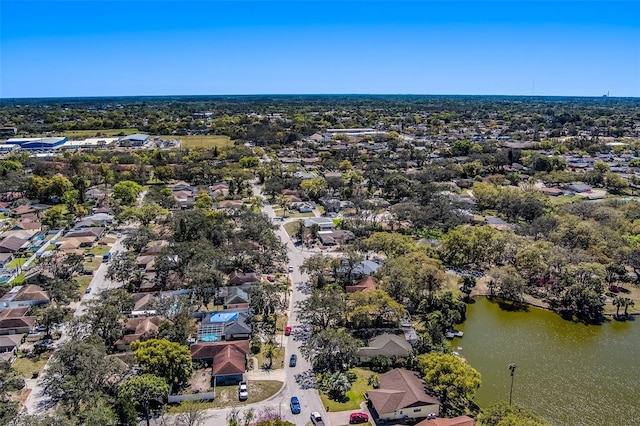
[304,217,336,230]
[0,307,36,335]
[223,287,250,309]
[366,369,440,422]
[64,227,105,240]
[0,253,14,268]
[0,236,28,253]
[0,285,49,312]
[190,340,250,385]
[227,271,259,286]
[0,334,23,359]
[346,276,378,293]
[317,230,356,246]
[140,240,169,256]
[351,260,381,278]
[357,333,412,363]
[131,293,159,316]
[416,416,476,426]
[197,310,251,342]
[114,316,163,351]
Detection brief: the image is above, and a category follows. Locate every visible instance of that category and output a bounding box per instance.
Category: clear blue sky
[1,1,639,98]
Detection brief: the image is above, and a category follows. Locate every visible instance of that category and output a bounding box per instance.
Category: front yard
[12,352,51,379]
[167,380,282,411]
[320,368,374,412]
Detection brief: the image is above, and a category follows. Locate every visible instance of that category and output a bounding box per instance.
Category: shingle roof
[367,369,439,415]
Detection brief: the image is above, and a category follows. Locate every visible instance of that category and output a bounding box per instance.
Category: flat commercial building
[323,128,387,141]
[118,134,150,147]
[5,137,67,151]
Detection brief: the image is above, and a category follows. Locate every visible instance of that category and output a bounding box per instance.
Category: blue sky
[1,1,639,98]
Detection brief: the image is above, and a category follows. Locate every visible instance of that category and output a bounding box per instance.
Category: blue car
[290,396,301,414]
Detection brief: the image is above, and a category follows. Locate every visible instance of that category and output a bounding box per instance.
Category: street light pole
[509,363,517,406]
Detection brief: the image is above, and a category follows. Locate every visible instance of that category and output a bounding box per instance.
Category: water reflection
[459,297,640,426]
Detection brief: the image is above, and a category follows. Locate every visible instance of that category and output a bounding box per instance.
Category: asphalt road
[21,233,127,416]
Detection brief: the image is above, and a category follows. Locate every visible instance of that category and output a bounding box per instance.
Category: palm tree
[623,298,635,318]
[263,342,278,370]
[613,296,622,318]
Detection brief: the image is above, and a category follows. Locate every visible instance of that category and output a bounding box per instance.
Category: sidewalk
[245,356,286,382]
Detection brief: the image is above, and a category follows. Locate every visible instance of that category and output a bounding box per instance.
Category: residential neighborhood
[0,95,639,426]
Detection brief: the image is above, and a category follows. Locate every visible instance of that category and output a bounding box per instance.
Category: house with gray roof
[357,333,412,362]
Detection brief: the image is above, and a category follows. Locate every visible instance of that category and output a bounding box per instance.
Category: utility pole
[509,363,517,405]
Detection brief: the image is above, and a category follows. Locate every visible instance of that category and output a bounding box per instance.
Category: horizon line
[1,93,638,101]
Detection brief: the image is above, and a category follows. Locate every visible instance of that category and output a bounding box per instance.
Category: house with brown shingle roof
[11,205,36,218]
[416,416,476,426]
[227,271,259,286]
[190,340,249,385]
[366,369,440,422]
[114,316,163,351]
[346,276,378,293]
[0,235,28,253]
[0,307,36,335]
[0,285,49,312]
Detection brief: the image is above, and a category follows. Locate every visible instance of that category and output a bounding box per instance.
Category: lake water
[457,297,640,426]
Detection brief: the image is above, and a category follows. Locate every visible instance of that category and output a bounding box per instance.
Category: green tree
[106,252,137,287]
[300,329,362,373]
[378,251,446,306]
[477,401,551,426]
[296,286,347,329]
[362,231,417,258]
[41,205,70,229]
[113,180,143,206]
[132,339,193,389]
[195,190,213,210]
[0,361,24,425]
[324,372,352,401]
[119,374,168,426]
[42,336,127,413]
[36,305,72,336]
[417,352,481,417]
[348,289,406,328]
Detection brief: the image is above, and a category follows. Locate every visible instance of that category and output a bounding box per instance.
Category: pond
[457,297,640,426]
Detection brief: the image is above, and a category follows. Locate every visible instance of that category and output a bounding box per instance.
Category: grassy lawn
[84,256,102,271]
[161,135,232,149]
[287,211,315,218]
[167,380,282,411]
[256,343,286,370]
[283,221,298,236]
[11,273,25,284]
[320,368,374,412]
[6,257,29,269]
[43,244,56,252]
[76,275,92,294]
[85,245,110,256]
[548,195,579,205]
[12,354,51,379]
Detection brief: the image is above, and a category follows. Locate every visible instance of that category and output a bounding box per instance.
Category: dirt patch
[187,369,212,394]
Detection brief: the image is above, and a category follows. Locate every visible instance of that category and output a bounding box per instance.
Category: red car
[284,326,292,336]
[349,412,369,424]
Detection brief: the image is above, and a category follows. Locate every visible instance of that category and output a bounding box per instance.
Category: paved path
[195,183,332,426]
[21,232,126,416]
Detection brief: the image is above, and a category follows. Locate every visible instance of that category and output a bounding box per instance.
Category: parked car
[238,382,248,401]
[310,412,324,425]
[290,396,301,414]
[349,412,369,424]
[288,265,294,272]
[289,354,297,367]
[284,326,292,336]
[85,287,91,294]
[266,275,275,282]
